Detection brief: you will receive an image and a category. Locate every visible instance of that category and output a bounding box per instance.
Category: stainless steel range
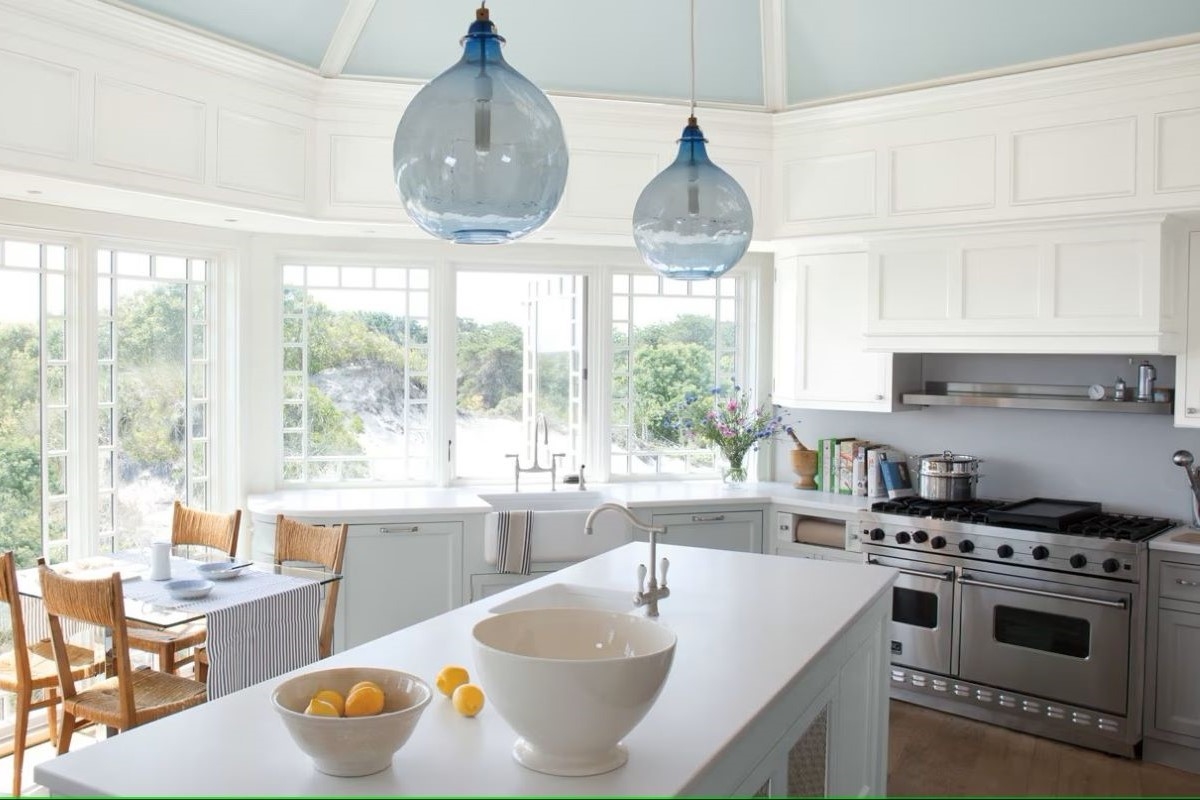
[858,496,1176,756]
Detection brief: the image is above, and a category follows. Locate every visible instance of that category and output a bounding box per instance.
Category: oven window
[893,587,938,629]
[993,605,1090,658]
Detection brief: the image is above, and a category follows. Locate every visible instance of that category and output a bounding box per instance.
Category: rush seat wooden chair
[37,559,207,755]
[0,551,105,796]
[126,501,241,675]
[195,514,347,683]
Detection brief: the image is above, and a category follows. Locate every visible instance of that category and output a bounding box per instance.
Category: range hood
[903,381,1172,415]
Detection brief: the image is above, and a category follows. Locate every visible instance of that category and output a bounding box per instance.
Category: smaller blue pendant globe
[632,120,753,280]
[393,15,568,245]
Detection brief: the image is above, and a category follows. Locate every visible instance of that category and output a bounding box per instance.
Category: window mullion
[72,237,99,558]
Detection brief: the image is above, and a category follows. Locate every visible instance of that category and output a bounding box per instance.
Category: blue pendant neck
[676,116,711,164]
[461,10,505,63]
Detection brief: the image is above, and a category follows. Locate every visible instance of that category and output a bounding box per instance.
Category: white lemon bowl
[472,607,677,777]
[271,666,432,777]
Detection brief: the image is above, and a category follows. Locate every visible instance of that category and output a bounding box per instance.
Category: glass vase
[722,452,748,486]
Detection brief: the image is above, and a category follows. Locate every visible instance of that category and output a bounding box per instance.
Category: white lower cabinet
[469,569,558,602]
[1155,607,1200,739]
[340,520,463,650]
[644,509,764,554]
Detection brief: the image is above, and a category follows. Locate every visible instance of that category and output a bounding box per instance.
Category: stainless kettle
[1137,360,1157,402]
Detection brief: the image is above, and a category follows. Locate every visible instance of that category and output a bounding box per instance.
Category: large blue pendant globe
[393,11,568,245]
[632,119,753,280]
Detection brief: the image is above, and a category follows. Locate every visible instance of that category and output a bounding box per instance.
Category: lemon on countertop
[452,683,485,717]
[436,664,470,697]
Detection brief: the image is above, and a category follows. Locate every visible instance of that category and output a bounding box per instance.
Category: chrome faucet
[584,502,670,617]
[504,414,565,491]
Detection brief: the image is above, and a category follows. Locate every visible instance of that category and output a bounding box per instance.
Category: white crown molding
[5,0,320,101]
[774,36,1200,135]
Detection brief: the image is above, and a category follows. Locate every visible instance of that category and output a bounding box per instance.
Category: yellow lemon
[311,689,345,717]
[436,665,470,698]
[304,697,340,717]
[345,683,386,717]
[452,683,485,717]
[348,679,382,697]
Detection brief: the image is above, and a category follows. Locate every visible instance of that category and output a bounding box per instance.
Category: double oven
[859,498,1169,756]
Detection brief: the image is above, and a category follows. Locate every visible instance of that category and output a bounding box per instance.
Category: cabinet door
[773,253,902,412]
[646,510,764,554]
[1155,608,1200,738]
[470,570,556,602]
[341,521,463,650]
[1177,231,1200,427]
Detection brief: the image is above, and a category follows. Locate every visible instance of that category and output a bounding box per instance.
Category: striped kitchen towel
[203,580,321,700]
[495,510,533,575]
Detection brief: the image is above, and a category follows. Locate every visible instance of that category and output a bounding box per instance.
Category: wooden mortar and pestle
[786,428,818,490]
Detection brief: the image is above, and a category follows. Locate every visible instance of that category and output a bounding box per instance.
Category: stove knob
[912,530,929,544]
[997,544,1014,558]
[869,528,885,541]
[958,540,975,553]
[930,536,946,550]
[895,531,911,544]
[1103,558,1120,573]
[1032,546,1049,561]
[1070,554,1088,569]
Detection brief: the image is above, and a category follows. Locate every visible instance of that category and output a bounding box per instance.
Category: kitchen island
[34,542,895,796]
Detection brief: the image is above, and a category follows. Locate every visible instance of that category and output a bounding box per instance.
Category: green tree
[457,320,523,413]
[0,321,45,566]
[631,341,713,444]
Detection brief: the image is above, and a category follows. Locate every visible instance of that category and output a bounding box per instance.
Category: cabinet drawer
[347,520,462,537]
[1160,561,1200,603]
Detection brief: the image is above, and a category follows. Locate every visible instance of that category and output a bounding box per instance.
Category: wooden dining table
[14,553,342,699]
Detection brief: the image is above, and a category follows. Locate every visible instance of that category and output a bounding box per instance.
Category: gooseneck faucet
[505,413,565,491]
[584,502,670,617]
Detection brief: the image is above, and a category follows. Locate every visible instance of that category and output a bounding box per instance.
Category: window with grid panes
[281,263,431,483]
[609,272,739,477]
[97,248,212,554]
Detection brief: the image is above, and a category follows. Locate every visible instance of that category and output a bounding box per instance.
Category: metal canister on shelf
[1113,377,1127,401]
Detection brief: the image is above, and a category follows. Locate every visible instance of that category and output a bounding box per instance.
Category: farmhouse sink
[488,583,635,615]
[477,490,606,511]
[481,494,632,565]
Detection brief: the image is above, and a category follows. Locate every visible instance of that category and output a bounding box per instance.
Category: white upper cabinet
[773,251,920,411]
[1175,232,1200,427]
[864,217,1187,354]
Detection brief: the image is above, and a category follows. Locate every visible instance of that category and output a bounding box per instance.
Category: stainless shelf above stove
[902,382,1173,415]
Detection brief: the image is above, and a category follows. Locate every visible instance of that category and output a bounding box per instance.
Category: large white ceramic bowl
[271,666,432,777]
[472,607,677,777]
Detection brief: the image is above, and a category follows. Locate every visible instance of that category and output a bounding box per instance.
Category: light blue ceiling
[104,0,1200,108]
[345,0,763,105]
[786,0,1200,105]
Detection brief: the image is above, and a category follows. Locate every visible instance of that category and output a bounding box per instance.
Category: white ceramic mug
[149,540,172,581]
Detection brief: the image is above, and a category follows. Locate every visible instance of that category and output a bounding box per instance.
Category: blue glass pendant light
[632,0,753,280]
[393,3,568,245]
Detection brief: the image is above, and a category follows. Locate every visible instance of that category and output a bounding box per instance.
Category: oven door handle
[957,574,1127,609]
[866,558,954,582]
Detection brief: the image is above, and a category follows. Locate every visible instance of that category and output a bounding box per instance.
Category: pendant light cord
[689,0,696,120]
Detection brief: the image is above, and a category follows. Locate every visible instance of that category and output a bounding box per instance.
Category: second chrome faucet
[584,502,670,617]
[505,413,565,491]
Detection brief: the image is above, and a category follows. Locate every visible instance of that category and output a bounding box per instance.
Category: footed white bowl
[472,607,676,777]
[271,666,432,777]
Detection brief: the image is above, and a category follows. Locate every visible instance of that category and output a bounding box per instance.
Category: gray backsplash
[770,354,1200,521]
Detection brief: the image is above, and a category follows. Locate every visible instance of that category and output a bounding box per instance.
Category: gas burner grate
[871,497,1009,524]
[1062,513,1176,542]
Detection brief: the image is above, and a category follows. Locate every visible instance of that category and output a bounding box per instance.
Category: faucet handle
[659,557,669,588]
[637,563,647,596]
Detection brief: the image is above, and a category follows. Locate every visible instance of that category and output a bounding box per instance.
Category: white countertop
[1149,525,1200,555]
[34,543,895,797]
[247,481,873,520]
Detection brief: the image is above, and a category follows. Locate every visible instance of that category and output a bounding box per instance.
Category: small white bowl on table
[164,579,213,601]
[196,561,246,581]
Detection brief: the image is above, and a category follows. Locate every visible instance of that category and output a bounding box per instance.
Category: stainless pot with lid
[913,451,982,501]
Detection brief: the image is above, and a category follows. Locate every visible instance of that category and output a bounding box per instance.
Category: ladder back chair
[37,559,207,754]
[0,552,104,796]
[126,501,241,674]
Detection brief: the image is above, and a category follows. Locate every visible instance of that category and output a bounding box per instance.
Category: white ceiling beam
[319,0,378,78]
[760,0,787,111]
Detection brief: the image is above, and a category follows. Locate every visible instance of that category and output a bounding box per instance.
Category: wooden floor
[888,700,1200,796]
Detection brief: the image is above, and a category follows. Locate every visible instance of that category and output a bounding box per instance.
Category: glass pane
[47,408,66,450]
[282,461,304,481]
[46,318,65,360]
[156,255,187,280]
[191,403,207,438]
[97,249,112,274]
[99,450,113,490]
[47,500,67,541]
[376,269,406,289]
[283,347,303,371]
[4,241,40,268]
[98,321,113,359]
[283,374,305,401]
[190,288,206,323]
[282,264,304,285]
[409,269,429,289]
[190,480,207,509]
[893,587,938,629]
[283,431,304,457]
[282,403,303,429]
[190,364,207,399]
[283,287,305,315]
[191,324,207,360]
[46,364,66,405]
[47,455,66,496]
[342,267,372,288]
[409,291,429,317]
[632,275,658,294]
[97,276,112,316]
[189,259,207,281]
[98,364,112,403]
[612,296,628,322]
[97,493,114,534]
[344,461,370,479]
[46,273,65,315]
[310,460,340,481]
[97,407,113,446]
[46,542,69,565]
[993,605,1090,659]
[612,274,628,293]
[45,245,66,271]
[282,317,303,344]
[192,441,207,477]
[307,266,339,287]
[115,251,151,276]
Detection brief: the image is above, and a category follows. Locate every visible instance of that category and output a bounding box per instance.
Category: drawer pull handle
[380,526,420,534]
[691,514,726,522]
[1176,578,1200,587]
